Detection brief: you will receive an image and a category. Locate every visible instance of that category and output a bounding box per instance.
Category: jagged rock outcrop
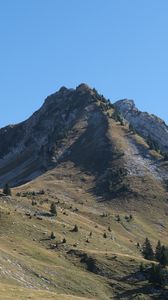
[114,99,168,153]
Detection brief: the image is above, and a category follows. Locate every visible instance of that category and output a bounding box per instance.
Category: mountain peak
[58,86,69,93]
[76,83,92,92]
[0,85,109,187]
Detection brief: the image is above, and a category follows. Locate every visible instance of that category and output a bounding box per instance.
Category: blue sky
[0,0,168,127]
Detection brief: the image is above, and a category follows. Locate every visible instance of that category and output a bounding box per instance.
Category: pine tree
[103,232,107,238]
[149,264,162,286]
[160,246,168,267]
[50,232,55,239]
[155,240,162,262]
[62,238,66,243]
[50,202,57,216]
[142,238,154,260]
[149,263,166,287]
[3,183,11,196]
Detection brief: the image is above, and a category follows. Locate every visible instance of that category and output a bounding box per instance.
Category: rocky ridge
[114,99,168,153]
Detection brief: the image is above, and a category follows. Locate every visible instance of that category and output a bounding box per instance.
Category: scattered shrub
[101,212,108,217]
[163,152,168,161]
[139,262,144,272]
[108,226,111,232]
[50,232,55,239]
[112,109,123,125]
[103,232,107,238]
[116,215,121,222]
[125,214,133,222]
[129,123,136,134]
[50,202,57,216]
[137,242,140,248]
[31,200,37,206]
[39,189,45,195]
[72,224,78,232]
[146,136,160,152]
[73,207,79,212]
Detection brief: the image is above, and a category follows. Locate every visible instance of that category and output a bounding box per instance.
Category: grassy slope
[0,116,168,300]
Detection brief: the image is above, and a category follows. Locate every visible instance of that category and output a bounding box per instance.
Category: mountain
[114,99,168,153]
[0,84,168,300]
[0,84,168,200]
[0,84,112,187]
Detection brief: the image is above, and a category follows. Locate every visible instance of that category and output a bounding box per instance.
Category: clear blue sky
[0,0,168,127]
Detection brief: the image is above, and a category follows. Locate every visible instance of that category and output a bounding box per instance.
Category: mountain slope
[0,154,168,299]
[0,84,168,299]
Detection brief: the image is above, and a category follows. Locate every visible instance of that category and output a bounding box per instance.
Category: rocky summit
[0,84,168,300]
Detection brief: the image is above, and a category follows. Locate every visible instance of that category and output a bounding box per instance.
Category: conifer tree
[155,240,162,262]
[142,237,154,260]
[50,202,57,216]
[149,263,166,287]
[160,246,168,267]
[50,231,55,239]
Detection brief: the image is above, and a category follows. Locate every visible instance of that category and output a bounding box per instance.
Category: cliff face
[114,99,168,153]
